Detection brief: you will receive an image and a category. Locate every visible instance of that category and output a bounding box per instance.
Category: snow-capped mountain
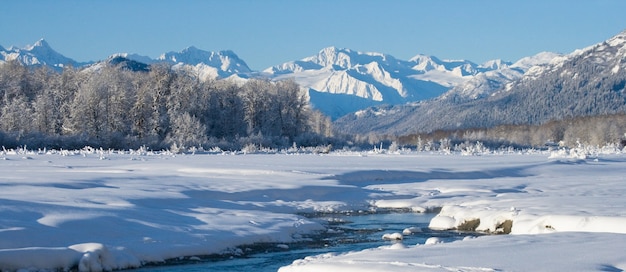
[157,47,252,79]
[440,52,561,101]
[336,30,626,136]
[108,47,253,80]
[1,40,252,81]
[265,46,506,118]
[0,39,80,70]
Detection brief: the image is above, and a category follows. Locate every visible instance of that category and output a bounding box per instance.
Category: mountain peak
[181,45,201,53]
[409,54,444,71]
[480,59,511,70]
[311,46,354,68]
[2,38,78,69]
[409,54,439,62]
[308,46,403,71]
[34,38,49,46]
[157,46,251,77]
[512,51,561,69]
[28,38,51,51]
[318,46,348,55]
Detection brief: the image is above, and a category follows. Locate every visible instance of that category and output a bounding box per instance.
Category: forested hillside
[393,114,626,150]
[0,60,332,150]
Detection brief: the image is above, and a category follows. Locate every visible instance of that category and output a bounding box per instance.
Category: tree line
[395,113,626,150]
[0,60,333,151]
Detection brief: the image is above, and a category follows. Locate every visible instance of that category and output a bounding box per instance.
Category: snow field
[1,149,625,271]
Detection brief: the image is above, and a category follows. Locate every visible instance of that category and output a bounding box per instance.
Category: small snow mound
[411,206,427,213]
[382,232,403,241]
[69,243,140,272]
[424,237,442,245]
[70,243,111,272]
[402,227,422,235]
[387,242,407,249]
[79,251,105,272]
[429,215,456,230]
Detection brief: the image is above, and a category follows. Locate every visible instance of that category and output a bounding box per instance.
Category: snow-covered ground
[1,148,625,271]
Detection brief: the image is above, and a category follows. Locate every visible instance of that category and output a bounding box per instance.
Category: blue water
[135,212,474,272]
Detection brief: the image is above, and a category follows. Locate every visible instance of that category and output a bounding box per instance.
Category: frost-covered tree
[66,72,107,141]
[0,96,33,138]
[206,80,246,139]
[274,79,309,140]
[309,110,333,138]
[167,112,207,150]
[242,79,272,136]
[32,89,56,135]
[0,60,34,102]
[147,63,173,141]
[0,61,333,150]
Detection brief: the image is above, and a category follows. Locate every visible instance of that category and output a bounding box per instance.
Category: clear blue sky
[2,0,625,70]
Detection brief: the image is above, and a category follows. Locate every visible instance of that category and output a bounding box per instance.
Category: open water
[135,212,476,272]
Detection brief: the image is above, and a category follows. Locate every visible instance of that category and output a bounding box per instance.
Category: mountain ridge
[265,46,516,118]
[335,30,626,136]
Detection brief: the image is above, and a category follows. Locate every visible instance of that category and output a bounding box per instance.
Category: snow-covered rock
[382,233,403,241]
[424,237,442,245]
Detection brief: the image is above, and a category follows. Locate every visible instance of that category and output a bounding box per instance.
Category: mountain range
[264,46,515,118]
[0,38,527,120]
[2,30,626,137]
[335,30,626,135]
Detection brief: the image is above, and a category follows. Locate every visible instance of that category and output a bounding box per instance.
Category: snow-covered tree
[0,61,333,150]
[167,112,207,150]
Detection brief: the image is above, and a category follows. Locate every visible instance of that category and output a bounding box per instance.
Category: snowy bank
[279,232,626,272]
[371,154,626,235]
[281,151,626,271]
[0,152,344,271]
